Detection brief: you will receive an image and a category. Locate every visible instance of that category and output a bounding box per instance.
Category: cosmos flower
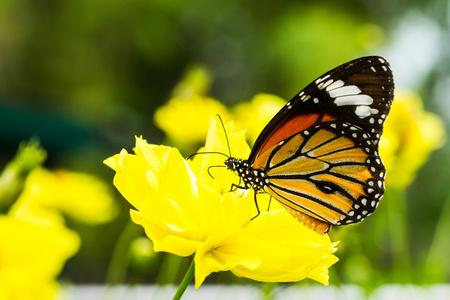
[105,118,338,289]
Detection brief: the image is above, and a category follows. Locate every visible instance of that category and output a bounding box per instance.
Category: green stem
[157,254,185,284]
[386,188,411,282]
[106,219,143,285]
[172,258,195,300]
[424,192,450,282]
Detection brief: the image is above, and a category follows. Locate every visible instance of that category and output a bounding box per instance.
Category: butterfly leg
[230,181,246,192]
[250,192,261,220]
[267,195,273,212]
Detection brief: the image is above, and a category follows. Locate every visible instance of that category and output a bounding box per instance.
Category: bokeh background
[0,0,449,297]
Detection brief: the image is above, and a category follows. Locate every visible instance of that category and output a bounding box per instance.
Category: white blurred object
[61,284,450,300]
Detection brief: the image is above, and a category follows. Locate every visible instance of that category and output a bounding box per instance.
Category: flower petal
[130,210,201,256]
[230,210,338,284]
[105,149,156,210]
[193,209,338,286]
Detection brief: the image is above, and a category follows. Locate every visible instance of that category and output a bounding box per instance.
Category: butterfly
[225,56,394,234]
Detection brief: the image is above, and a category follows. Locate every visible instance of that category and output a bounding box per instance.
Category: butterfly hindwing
[260,122,384,232]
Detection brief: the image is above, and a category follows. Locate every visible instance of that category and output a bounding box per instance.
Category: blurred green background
[0,0,449,291]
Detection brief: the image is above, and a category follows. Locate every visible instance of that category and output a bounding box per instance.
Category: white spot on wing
[328,85,361,98]
[325,80,344,91]
[354,106,379,118]
[321,79,334,90]
[354,105,371,118]
[315,74,330,84]
[334,94,373,106]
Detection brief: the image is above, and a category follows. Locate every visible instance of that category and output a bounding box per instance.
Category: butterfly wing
[248,56,393,233]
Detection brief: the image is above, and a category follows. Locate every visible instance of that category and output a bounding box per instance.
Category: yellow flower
[0,213,80,299]
[232,93,286,144]
[154,95,231,150]
[153,65,230,150]
[105,118,338,288]
[171,65,212,100]
[380,91,446,188]
[10,167,118,225]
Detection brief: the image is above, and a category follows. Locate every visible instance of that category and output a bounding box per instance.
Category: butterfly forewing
[248,56,394,164]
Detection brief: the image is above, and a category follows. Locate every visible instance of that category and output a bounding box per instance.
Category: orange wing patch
[268,155,328,176]
[267,178,355,224]
[303,129,337,153]
[255,113,337,163]
[270,133,304,166]
[309,136,357,157]
[331,165,373,183]
[279,202,331,234]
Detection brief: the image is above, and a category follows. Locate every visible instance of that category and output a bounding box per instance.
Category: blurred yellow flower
[0,213,79,299]
[154,95,231,149]
[105,118,338,289]
[10,167,118,225]
[380,91,446,188]
[171,65,212,100]
[232,93,286,144]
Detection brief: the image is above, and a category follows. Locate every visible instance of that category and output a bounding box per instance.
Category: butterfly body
[226,157,266,191]
[226,56,394,234]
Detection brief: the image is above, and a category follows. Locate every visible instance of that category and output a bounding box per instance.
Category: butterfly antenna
[186,151,229,161]
[216,114,232,157]
[207,165,226,179]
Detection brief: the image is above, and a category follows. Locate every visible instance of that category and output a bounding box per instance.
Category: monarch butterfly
[225,56,394,234]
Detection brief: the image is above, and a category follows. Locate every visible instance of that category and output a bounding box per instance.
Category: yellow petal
[0,214,79,298]
[133,137,172,169]
[157,148,198,208]
[107,149,157,210]
[195,210,338,285]
[104,154,119,171]
[130,210,201,257]
[190,117,250,194]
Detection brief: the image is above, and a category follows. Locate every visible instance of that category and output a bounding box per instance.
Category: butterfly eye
[315,181,340,194]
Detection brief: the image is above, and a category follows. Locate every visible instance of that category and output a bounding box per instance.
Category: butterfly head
[225,157,246,174]
[225,157,267,191]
